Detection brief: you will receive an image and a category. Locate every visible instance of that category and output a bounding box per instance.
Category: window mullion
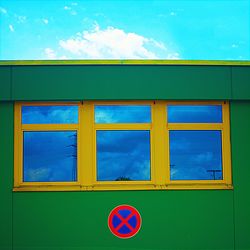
[80,102,94,188]
[14,103,22,187]
[222,102,232,184]
[152,102,168,186]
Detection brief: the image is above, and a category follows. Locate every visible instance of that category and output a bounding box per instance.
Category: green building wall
[0,64,250,250]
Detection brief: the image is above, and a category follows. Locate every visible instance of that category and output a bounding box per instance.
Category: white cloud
[44,48,56,59]
[64,5,77,15]
[166,52,180,59]
[170,168,178,179]
[70,10,77,15]
[42,18,49,24]
[26,167,50,182]
[71,2,78,6]
[150,40,167,50]
[0,7,7,14]
[193,152,213,163]
[44,48,67,60]
[95,110,115,123]
[9,24,14,32]
[16,15,27,23]
[58,25,176,59]
[170,12,176,16]
[232,44,239,48]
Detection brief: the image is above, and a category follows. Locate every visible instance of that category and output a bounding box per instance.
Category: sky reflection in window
[97,130,151,181]
[95,105,151,123]
[23,131,77,182]
[169,130,222,180]
[22,106,79,124]
[168,105,222,123]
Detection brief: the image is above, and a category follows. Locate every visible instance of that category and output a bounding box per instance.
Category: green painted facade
[0,64,250,250]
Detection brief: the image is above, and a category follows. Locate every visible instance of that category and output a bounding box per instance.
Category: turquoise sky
[0,0,249,60]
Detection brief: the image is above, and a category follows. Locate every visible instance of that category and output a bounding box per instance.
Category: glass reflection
[23,131,77,182]
[169,130,222,180]
[22,106,79,124]
[95,105,151,123]
[97,130,151,181]
[168,105,222,123]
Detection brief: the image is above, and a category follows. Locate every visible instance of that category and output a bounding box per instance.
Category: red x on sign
[108,205,142,239]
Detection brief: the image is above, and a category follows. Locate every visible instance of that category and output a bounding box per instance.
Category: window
[166,103,232,189]
[14,101,232,191]
[14,103,80,190]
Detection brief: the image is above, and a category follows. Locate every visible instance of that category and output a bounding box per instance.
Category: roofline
[0,60,250,66]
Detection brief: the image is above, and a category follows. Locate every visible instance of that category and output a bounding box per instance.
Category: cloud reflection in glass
[23,131,77,182]
[97,130,151,181]
[95,105,151,123]
[169,130,223,180]
[168,105,222,123]
[22,106,79,124]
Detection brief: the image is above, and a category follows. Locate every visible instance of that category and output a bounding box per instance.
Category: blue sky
[0,0,249,60]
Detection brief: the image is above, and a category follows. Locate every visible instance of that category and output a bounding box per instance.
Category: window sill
[13,183,233,192]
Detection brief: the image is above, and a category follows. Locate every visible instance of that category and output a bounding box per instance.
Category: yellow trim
[13,183,233,192]
[94,124,151,130]
[166,184,233,190]
[222,102,232,184]
[18,101,80,106]
[168,123,223,130]
[18,182,81,186]
[166,101,224,105]
[81,102,94,186]
[152,102,168,185]
[13,186,82,192]
[14,101,232,191]
[1,59,250,66]
[21,124,79,131]
[93,101,154,105]
[14,103,22,187]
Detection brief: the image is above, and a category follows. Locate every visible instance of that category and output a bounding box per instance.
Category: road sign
[108,204,142,239]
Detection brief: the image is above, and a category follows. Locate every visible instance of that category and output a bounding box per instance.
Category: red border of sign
[108,204,142,239]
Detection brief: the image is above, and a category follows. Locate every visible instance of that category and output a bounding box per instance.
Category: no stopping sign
[108,205,142,239]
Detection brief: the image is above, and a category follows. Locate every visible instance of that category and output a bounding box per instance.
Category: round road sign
[108,204,142,239]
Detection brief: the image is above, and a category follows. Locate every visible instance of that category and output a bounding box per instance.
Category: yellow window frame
[165,101,232,190]
[92,101,155,190]
[14,102,82,191]
[14,101,232,191]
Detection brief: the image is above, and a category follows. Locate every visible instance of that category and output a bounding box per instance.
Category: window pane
[169,130,222,180]
[95,105,151,123]
[23,131,77,182]
[168,105,222,123]
[22,106,78,124]
[97,130,151,181]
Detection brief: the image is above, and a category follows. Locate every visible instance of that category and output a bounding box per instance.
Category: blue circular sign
[108,205,142,239]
